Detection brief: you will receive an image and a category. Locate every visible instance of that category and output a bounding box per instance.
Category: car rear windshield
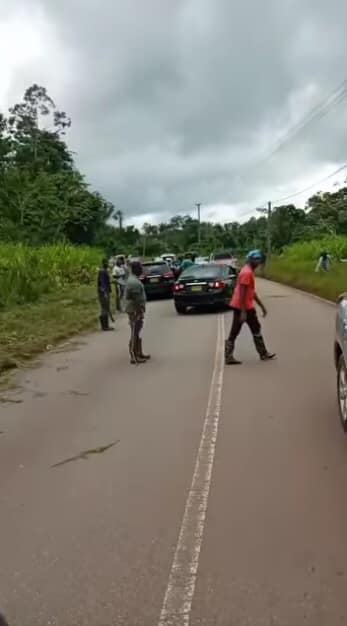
[213,252,232,260]
[142,263,170,275]
[181,264,222,279]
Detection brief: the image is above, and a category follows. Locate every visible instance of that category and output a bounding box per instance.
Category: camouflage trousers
[128,310,145,355]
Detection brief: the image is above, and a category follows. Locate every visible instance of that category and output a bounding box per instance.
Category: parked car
[140,261,175,298]
[210,251,239,269]
[335,293,347,431]
[173,263,237,314]
[160,253,176,264]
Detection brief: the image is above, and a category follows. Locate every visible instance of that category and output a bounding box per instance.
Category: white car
[210,252,238,268]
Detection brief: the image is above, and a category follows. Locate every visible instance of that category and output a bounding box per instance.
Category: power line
[236,162,347,223]
[238,77,347,175]
[272,162,347,204]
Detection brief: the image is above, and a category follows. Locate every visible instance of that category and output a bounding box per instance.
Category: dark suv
[140,261,175,298]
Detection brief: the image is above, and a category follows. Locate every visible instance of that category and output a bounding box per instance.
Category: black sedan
[140,261,175,298]
[173,263,237,314]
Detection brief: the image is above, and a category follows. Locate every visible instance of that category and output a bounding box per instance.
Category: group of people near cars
[97,249,276,366]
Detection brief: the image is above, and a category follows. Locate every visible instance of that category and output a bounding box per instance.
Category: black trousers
[98,291,110,317]
[228,308,261,341]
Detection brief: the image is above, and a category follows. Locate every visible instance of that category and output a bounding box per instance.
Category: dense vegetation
[0,243,100,308]
[265,235,347,302]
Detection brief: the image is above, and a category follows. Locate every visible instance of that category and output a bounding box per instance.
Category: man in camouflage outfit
[125,261,151,364]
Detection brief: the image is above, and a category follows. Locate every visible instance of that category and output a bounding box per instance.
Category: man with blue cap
[225,249,275,364]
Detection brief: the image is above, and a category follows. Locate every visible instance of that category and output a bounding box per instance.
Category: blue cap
[247,249,263,260]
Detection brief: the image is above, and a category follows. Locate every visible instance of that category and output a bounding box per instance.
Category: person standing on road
[125,261,150,364]
[97,259,113,331]
[225,250,276,365]
[112,255,128,311]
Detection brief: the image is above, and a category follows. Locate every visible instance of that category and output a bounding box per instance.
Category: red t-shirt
[230,264,255,310]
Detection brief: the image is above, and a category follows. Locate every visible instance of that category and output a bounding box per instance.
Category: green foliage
[281,235,347,261]
[0,84,113,247]
[0,285,98,375]
[265,235,347,302]
[0,243,101,308]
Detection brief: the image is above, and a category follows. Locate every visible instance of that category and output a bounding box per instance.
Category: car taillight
[213,280,225,289]
[164,271,174,279]
[174,283,184,291]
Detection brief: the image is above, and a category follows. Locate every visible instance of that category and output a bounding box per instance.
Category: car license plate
[150,277,159,283]
[191,285,202,292]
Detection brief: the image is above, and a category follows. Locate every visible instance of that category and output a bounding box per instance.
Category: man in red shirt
[225,250,275,364]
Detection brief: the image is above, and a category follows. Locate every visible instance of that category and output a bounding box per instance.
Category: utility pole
[266,200,272,262]
[196,202,201,249]
[256,201,272,264]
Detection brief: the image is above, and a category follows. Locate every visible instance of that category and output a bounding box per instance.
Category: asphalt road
[1,279,346,626]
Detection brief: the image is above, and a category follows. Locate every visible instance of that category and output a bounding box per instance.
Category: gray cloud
[3,0,347,223]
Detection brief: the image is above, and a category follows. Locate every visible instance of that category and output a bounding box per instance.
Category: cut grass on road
[0,285,100,380]
[264,259,347,302]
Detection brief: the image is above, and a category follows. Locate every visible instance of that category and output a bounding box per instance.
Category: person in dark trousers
[97,259,113,331]
[125,261,150,364]
[225,249,276,365]
[0,614,9,625]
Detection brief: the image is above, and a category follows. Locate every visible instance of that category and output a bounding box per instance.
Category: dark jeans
[228,308,261,341]
[98,291,110,317]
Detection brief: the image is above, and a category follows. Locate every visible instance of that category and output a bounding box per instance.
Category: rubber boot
[102,314,114,331]
[129,341,138,364]
[225,339,242,365]
[253,334,276,361]
[134,337,147,363]
[138,338,151,360]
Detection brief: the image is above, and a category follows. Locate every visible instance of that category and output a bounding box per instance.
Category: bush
[0,243,101,308]
[265,236,347,301]
[282,235,347,261]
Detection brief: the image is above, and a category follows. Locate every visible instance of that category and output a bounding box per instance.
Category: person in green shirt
[180,252,195,274]
[125,261,150,364]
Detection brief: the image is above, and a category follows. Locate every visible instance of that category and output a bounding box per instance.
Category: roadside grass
[0,285,100,381]
[264,258,347,302]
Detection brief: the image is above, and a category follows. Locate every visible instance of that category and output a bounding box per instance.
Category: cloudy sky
[1,0,347,227]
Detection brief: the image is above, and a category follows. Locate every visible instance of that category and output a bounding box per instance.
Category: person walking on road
[97,259,113,331]
[225,250,276,365]
[125,261,150,364]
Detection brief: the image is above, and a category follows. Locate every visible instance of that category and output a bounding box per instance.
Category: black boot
[225,339,242,365]
[99,315,107,330]
[138,338,151,360]
[253,334,276,361]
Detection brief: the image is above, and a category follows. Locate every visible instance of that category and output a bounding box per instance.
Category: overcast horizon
[1,0,347,229]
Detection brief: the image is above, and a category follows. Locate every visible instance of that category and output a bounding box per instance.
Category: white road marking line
[158,314,225,626]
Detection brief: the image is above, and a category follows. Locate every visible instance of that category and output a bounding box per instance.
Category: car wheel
[337,354,347,432]
[175,302,187,315]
